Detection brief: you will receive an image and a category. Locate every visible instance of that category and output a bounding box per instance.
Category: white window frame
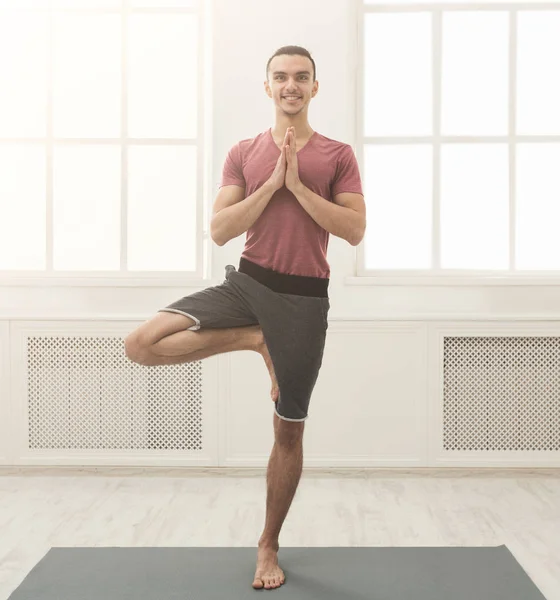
[0,0,213,288]
[351,0,560,287]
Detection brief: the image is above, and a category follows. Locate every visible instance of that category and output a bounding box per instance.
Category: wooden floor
[0,468,558,599]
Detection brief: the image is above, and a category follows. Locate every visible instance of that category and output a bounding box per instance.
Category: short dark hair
[266,45,316,82]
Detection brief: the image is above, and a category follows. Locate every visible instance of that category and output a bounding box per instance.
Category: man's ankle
[258,537,279,551]
[250,326,265,353]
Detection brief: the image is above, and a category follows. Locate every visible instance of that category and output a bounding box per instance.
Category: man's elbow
[350,226,366,246]
[212,236,226,247]
[349,237,362,247]
[210,221,225,246]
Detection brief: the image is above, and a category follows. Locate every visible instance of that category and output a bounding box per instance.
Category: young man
[124,46,366,591]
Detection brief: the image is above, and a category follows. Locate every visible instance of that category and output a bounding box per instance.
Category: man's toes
[252,578,264,589]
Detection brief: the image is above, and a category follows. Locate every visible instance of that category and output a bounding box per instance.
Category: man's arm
[210,182,278,246]
[290,183,367,246]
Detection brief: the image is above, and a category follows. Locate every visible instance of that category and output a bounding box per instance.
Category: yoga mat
[8,545,547,599]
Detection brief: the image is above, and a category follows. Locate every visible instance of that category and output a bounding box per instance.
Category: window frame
[354,0,560,287]
[0,0,212,287]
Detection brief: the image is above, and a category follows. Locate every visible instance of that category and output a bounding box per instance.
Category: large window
[360,0,560,278]
[0,0,204,281]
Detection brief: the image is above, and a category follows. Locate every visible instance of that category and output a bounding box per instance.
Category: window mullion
[121,0,128,272]
[433,9,442,271]
[509,9,517,272]
[46,3,53,273]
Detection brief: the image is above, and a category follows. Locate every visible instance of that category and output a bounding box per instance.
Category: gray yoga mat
[8,545,547,599]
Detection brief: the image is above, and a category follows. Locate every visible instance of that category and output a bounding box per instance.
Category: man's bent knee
[124,312,198,363]
[124,334,154,366]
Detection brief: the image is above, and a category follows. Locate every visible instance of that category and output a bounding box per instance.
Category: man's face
[265,54,318,115]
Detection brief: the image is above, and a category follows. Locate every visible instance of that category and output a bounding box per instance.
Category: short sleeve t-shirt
[219,127,363,279]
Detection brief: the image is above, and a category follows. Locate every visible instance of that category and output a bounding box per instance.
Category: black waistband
[238,257,329,298]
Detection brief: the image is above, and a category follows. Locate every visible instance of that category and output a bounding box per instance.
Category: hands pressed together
[268,127,302,194]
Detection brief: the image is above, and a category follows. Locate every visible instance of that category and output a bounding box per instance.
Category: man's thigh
[158,273,259,332]
[257,291,330,422]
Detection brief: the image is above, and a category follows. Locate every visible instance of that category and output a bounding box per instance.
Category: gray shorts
[158,258,330,422]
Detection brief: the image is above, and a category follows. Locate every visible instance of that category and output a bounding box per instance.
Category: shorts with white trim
[158,258,330,422]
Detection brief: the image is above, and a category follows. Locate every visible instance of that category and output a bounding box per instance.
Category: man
[124,45,366,591]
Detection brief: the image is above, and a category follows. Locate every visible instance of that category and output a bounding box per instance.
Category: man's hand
[266,128,290,192]
[285,126,302,193]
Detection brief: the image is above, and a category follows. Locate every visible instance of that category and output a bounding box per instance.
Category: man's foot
[256,332,279,402]
[253,544,285,590]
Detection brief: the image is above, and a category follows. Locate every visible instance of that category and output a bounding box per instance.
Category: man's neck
[271,118,314,140]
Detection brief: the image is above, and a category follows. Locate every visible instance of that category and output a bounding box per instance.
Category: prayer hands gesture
[267,127,302,193]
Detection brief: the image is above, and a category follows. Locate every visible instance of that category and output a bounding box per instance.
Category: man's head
[264,45,319,115]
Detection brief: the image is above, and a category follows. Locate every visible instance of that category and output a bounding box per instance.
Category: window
[359,0,560,280]
[0,0,205,281]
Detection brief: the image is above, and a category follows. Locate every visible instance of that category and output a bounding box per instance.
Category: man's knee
[124,334,154,366]
[274,415,304,446]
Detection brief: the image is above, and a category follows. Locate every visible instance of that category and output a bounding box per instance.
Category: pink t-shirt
[219,127,363,279]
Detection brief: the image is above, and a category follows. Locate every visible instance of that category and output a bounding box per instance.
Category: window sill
[3,274,560,288]
[0,275,222,288]
[345,275,560,286]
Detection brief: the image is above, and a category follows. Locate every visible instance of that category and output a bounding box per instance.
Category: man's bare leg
[253,414,305,590]
[126,320,279,401]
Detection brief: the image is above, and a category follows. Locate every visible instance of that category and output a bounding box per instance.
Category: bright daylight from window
[0,0,198,273]
[362,3,560,273]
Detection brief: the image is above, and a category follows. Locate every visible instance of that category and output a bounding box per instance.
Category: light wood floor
[0,468,558,599]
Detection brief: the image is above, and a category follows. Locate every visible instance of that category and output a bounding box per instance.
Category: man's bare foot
[256,332,279,402]
[253,544,285,590]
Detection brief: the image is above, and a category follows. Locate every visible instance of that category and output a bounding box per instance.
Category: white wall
[210,0,361,301]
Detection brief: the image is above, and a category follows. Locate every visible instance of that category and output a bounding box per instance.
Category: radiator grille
[443,336,560,451]
[27,336,203,451]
